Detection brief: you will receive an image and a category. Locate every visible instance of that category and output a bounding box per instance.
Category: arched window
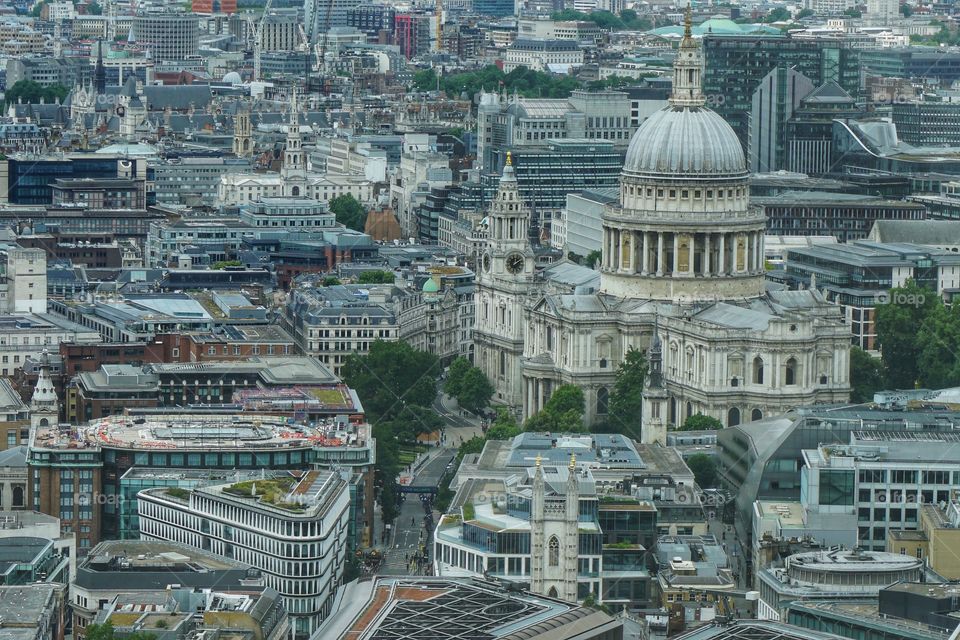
[785,357,797,386]
[686,402,693,420]
[751,409,763,422]
[39,418,48,427]
[728,407,741,427]
[291,186,300,196]
[597,388,609,415]
[11,486,23,508]
[548,536,560,566]
[753,356,764,385]
[548,586,559,598]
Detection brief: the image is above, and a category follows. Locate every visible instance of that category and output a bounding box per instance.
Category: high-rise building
[304,0,362,43]
[866,0,898,25]
[132,13,200,62]
[393,12,433,59]
[703,34,860,152]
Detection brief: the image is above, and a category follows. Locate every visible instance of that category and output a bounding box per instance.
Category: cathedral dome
[623,106,745,178]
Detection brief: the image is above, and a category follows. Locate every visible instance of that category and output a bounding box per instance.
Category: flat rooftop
[81,540,245,572]
[32,412,368,452]
[0,584,60,628]
[757,501,805,528]
[311,577,615,640]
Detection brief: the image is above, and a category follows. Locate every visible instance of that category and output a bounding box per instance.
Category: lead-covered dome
[623,106,746,177]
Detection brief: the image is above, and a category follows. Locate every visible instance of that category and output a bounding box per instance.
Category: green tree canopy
[686,453,718,488]
[412,65,580,99]
[585,249,602,269]
[797,8,815,17]
[357,270,395,284]
[874,280,939,389]
[4,80,69,109]
[620,9,654,30]
[900,3,912,16]
[330,194,366,232]
[525,384,587,433]
[850,346,884,403]
[322,276,341,286]
[763,6,791,21]
[916,301,960,389]
[86,623,155,640]
[844,7,862,16]
[457,435,486,459]
[486,408,522,440]
[457,367,495,413]
[443,357,473,399]
[88,1,103,14]
[341,340,439,420]
[603,347,646,437]
[679,414,724,431]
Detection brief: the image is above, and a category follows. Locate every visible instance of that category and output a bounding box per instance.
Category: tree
[844,7,862,17]
[620,9,653,30]
[212,260,241,269]
[458,435,486,459]
[585,249,602,269]
[850,346,884,403]
[604,347,646,437]
[900,3,912,16]
[87,0,103,14]
[444,357,473,398]
[386,404,444,444]
[525,384,587,433]
[678,414,724,431]
[330,194,366,232]
[763,6,791,21]
[322,276,341,286]
[797,8,815,18]
[916,301,960,389]
[457,367,495,413]
[4,80,69,109]
[341,340,439,420]
[486,409,522,440]
[875,280,938,389]
[357,270,395,284]
[687,453,718,488]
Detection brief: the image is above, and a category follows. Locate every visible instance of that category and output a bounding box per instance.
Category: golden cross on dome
[506,150,512,166]
[569,453,576,470]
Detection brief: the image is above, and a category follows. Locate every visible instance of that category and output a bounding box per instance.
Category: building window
[727,407,740,427]
[785,357,797,385]
[548,536,560,566]
[752,357,764,384]
[597,387,609,415]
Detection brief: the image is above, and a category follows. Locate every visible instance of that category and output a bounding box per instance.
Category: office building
[71,540,263,634]
[892,96,960,146]
[703,35,860,152]
[757,548,922,621]
[393,12,432,59]
[655,535,735,608]
[132,13,201,62]
[781,241,960,350]
[138,469,351,636]
[755,192,927,242]
[305,0,362,42]
[0,584,66,640]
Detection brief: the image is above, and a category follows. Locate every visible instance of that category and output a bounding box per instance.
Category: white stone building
[474,15,851,437]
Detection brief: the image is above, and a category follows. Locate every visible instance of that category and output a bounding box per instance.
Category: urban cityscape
[0,0,958,638]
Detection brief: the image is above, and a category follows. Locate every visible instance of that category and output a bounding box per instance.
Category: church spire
[94,39,106,96]
[670,2,705,108]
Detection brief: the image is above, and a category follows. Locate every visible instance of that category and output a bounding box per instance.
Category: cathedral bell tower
[479,152,534,280]
[641,320,669,445]
[472,151,537,410]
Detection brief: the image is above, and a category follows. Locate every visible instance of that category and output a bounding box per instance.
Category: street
[376,392,484,576]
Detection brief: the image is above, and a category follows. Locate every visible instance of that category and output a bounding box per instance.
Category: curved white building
[138,470,351,637]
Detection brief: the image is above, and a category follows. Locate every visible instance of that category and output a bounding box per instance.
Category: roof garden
[221,476,306,513]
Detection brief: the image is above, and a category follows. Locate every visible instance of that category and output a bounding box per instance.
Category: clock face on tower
[482,253,491,273]
[506,252,525,274]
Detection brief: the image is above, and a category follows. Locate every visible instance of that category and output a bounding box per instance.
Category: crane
[297,24,308,52]
[252,0,274,82]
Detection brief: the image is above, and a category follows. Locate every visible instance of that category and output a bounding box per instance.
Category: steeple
[648,314,663,389]
[670,3,705,108]
[30,350,59,431]
[281,89,307,196]
[94,40,106,96]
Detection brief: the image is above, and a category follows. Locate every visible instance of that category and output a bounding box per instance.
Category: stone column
[656,232,664,276]
[672,233,679,274]
[640,232,649,276]
[629,231,637,274]
[718,233,726,275]
[703,233,711,276]
[757,232,764,271]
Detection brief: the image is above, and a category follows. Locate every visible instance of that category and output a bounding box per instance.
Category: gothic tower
[562,453,579,603]
[233,105,252,158]
[94,40,106,96]
[530,454,545,594]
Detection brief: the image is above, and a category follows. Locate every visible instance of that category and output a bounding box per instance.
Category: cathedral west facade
[474,17,851,441]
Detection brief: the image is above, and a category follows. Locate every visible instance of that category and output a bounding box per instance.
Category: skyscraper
[304,0,362,43]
